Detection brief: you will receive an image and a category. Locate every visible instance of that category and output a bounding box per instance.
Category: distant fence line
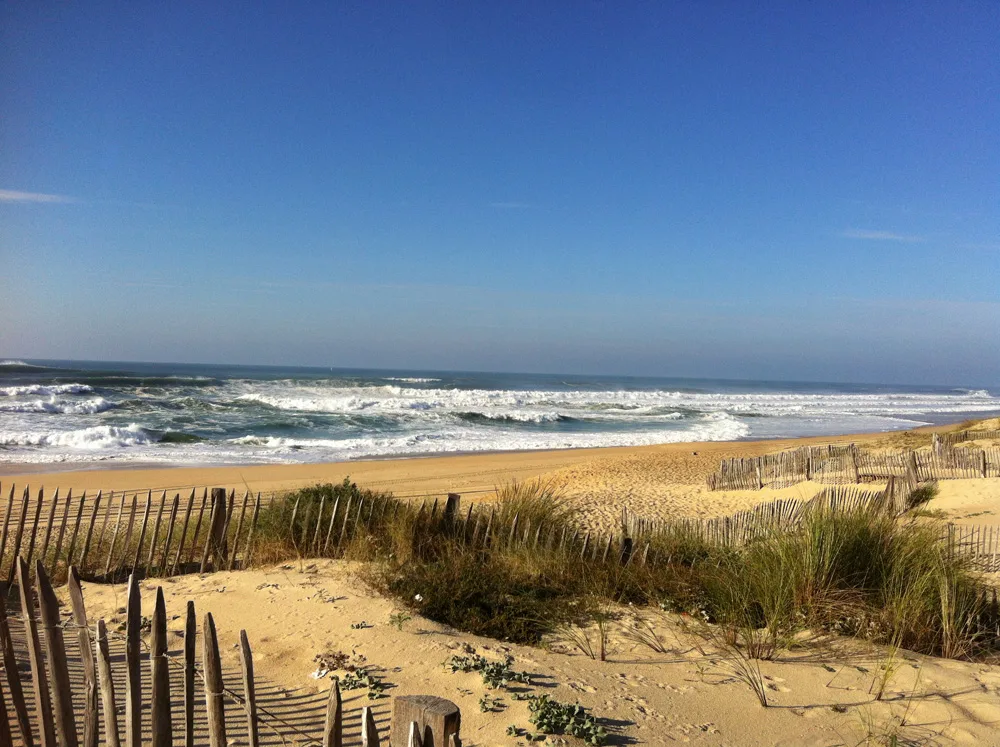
[941,429,1000,446]
[707,439,1000,492]
[618,483,1000,574]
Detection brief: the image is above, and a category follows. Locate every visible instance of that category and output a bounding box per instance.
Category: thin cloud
[0,189,77,204]
[841,229,925,242]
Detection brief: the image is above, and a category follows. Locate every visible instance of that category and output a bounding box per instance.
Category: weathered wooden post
[7,488,30,586]
[17,559,55,747]
[390,696,460,747]
[125,574,142,747]
[0,587,32,745]
[150,588,172,747]
[238,630,259,747]
[362,707,380,747]
[67,567,99,747]
[183,602,196,747]
[444,493,460,522]
[322,678,342,747]
[201,488,229,572]
[203,613,227,747]
[96,619,122,747]
[619,537,633,566]
[905,451,920,491]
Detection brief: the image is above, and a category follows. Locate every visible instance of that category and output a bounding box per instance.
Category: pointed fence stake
[158,495,180,573]
[239,630,259,747]
[67,567,99,747]
[0,484,15,583]
[172,489,196,576]
[184,602,196,747]
[35,561,78,746]
[0,585,33,746]
[203,613,227,747]
[125,573,142,747]
[17,559,55,747]
[361,706,380,747]
[96,619,122,747]
[64,490,87,575]
[51,488,74,578]
[150,587,172,747]
[321,678,342,747]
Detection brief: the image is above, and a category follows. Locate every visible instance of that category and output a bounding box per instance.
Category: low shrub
[255,480,1000,660]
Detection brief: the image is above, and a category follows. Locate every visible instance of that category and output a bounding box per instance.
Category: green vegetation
[527,695,607,745]
[447,652,531,689]
[905,481,939,510]
[251,478,1000,662]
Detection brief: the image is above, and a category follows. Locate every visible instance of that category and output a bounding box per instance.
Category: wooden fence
[707,441,1000,491]
[0,560,459,746]
[0,485,265,588]
[618,484,1000,573]
[272,484,1000,575]
[941,429,1000,446]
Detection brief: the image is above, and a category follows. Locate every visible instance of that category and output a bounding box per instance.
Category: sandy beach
[6,423,999,745]
[7,420,999,541]
[0,428,931,497]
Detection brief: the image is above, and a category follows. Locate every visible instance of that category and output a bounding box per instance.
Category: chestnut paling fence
[0,560,454,747]
[0,486,264,588]
[707,439,1000,491]
[2,473,1000,601]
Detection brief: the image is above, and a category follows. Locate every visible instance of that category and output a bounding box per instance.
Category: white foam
[0,397,114,415]
[235,384,1000,421]
[1,374,997,467]
[383,377,441,383]
[225,411,750,457]
[461,410,565,423]
[0,383,94,396]
[0,424,152,450]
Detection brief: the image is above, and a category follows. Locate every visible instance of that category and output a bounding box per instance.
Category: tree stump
[389,696,460,747]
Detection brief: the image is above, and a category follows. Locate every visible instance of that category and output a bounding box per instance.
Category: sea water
[1,359,997,466]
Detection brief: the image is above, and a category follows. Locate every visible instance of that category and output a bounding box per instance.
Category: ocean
[0,359,998,467]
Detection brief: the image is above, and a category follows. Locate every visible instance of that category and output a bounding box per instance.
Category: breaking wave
[1,362,997,465]
[0,383,94,396]
[0,424,153,449]
[0,397,115,415]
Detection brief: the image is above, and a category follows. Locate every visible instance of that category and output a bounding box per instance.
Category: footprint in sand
[567,680,597,693]
[791,708,822,719]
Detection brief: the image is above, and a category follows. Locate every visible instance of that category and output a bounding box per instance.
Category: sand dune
[66,560,1000,746]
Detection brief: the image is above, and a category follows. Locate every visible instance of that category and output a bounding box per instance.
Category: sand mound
[66,561,1000,746]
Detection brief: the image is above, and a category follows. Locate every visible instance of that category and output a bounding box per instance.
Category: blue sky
[1,2,998,385]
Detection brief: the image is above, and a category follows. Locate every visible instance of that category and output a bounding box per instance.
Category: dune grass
[250,479,1000,658]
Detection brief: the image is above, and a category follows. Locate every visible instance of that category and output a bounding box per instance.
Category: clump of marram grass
[905,481,939,511]
[250,479,1000,659]
[689,504,997,660]
[249,478,401,565]
[492,479,578,538]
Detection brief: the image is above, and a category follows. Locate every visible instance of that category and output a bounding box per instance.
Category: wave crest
[0,397,114,415]
[0,383,94,396]
[0,424,152,449]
